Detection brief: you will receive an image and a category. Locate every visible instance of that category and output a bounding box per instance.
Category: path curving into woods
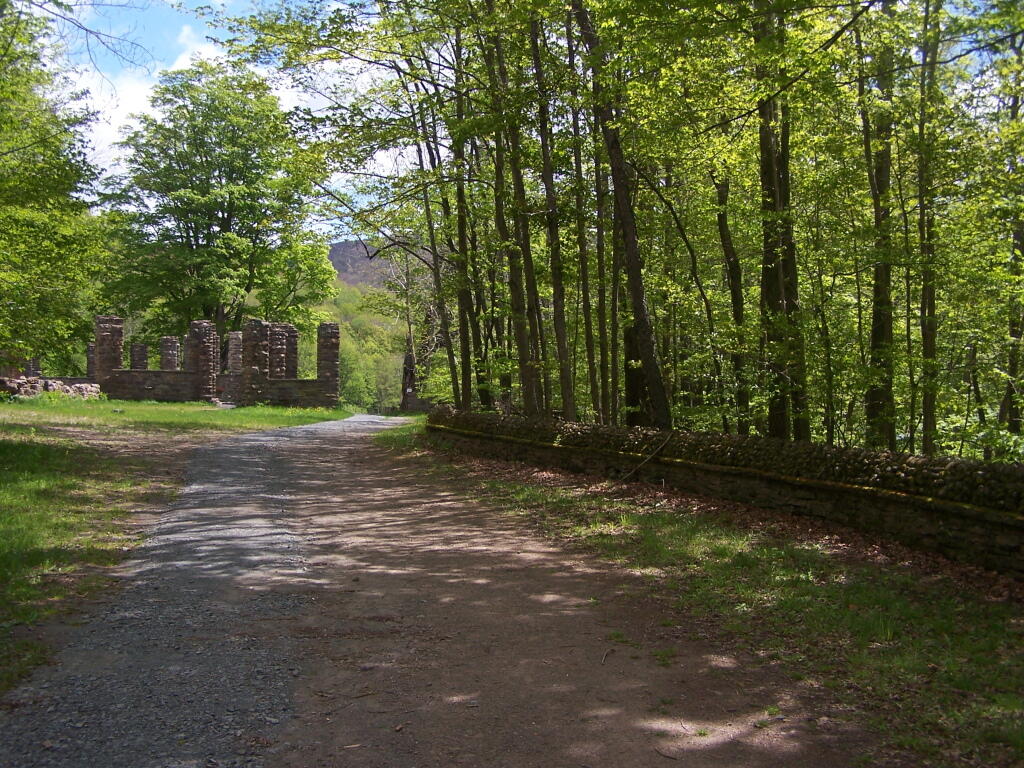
[0,416,876,768]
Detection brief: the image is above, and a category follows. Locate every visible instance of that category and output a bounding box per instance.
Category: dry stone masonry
[85,316,338,408]
[160,337,180,371]
[130,343,149,371]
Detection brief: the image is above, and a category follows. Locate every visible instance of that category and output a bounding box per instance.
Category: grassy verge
[0,395,353,433]
[0,396,353,692]
[378,423,1024,767]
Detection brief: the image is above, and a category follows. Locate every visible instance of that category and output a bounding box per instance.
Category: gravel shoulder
[0,415,876,768]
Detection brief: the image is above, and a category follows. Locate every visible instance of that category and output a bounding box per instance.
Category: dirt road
[0,416,873,767]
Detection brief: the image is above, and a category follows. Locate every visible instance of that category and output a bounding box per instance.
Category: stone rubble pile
[0,376,101,399]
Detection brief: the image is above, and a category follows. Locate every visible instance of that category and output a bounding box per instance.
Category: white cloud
[168,24,221,71]
[80,67,158,168]
[81,23,225,170]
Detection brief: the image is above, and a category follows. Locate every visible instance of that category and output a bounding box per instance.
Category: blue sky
[72,1,242,165]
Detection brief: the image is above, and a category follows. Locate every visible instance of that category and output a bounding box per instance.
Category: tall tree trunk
[573,0,672,430]
[857,12,897,450]
[452,31,491,409]
[1002,225,1023,435]
[479,22,540,414]
[415,134,460,406]
[610,202,622,425]
[712,174,750,434]
[918,0,942,454]
[594,98,611,424]
[531,18,575,420]
[567,15,600,421]
[754,5,807,440]
[999,43,1023,438]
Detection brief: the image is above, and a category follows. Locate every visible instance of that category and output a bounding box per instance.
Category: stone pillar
[240,319,271,405]
[94,316,124,385]
[317,322,340,405]
[186,320,218,402]
[226,331,243,375]
[269,323,288,379]
[130,343,149,370]
[159,337,180,371]
[85,343,96,379]
[284,325,299,379]
[23,357,41,377]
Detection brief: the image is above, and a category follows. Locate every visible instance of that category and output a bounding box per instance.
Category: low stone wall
[217,373,241,404]
[0,377,100,399]
[258,379,336,408]
[100,370,201,402]
[425,416,1024,578]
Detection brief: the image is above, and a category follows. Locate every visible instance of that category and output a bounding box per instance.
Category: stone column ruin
[317,322,340,405]
[186,320,218,401]
[226,331,243,375]
[240,319,271,405]
[130,343,149,371]
[94,316,124,385]
[269,323,288,379]
[85,343,95,379]
[159,337,180,371]
[284,326,299,379]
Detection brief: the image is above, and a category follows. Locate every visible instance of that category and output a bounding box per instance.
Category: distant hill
[328,240,389,288]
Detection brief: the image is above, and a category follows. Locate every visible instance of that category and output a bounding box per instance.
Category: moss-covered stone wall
[426,408,1024,576]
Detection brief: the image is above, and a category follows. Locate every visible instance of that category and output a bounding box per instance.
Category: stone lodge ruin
[84,316,339,407]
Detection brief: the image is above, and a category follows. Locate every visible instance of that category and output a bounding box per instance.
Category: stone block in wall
[94,316,124,385]
[240,319,271,406]
[226,331,243,375]
[130,343,149,370]
[160,337,180,371]
[285,326,299,379]
[185,321,218,402]
[317,323,340,397]
[269,323,289,379]
[100,370,199,402]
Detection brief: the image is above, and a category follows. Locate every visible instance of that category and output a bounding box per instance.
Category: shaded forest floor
[378,422,1024,767]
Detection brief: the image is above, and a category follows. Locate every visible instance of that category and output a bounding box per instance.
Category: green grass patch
[0,396,353,433]
[0,396,354,692]
[396,426,1024,766]
[373,414,427,452]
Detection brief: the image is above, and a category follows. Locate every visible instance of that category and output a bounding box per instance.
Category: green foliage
[225,0,1024,460]
[0,10,106,369]
[320,281,404,411]
[106,60,335,337]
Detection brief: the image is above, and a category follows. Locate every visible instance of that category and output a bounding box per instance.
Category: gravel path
[0,415,397,768]
[1,415,876,768]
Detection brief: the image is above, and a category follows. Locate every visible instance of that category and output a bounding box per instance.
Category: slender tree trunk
[712,174,749,434]
[999,48,1023,438]
[594,100,611,424]
[531,18,575,420]
[1002,225,1023,435]
[452,31,491,409]
[567,15,600,421]
[918,0,942,454]
[755,5,807,440]
[610,203,622,425]
[416,137,460,406]
[857,13,897,450]
[573,0,672,429]
[479,23,540,414]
